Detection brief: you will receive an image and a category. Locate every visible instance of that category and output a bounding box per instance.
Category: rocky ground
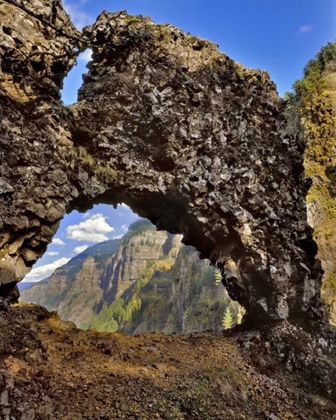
[0,304,335,420]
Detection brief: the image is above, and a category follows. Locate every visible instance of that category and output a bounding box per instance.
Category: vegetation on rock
[285,40,336,325]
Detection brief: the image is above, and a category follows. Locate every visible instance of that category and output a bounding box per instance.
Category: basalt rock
[0,0,325,328]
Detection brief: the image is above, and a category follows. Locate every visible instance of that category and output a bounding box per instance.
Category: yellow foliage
[294,44,336,324]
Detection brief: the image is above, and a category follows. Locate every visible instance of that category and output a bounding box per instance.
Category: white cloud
[46,251,59,256]
[24,258,70,282]
[52,238,65,246]
[113,234,123,240]
[66,213,114,243]
[79,49,92,62]
[121,224,128,232]
[63,0,93,29]
[74,245,89,254]
[297,25,312,35]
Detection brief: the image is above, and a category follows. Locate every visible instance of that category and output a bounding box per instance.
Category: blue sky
[24,204,139,282]
[24,0,336,282]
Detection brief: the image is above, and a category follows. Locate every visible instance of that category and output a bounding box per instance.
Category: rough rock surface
[0,0,80,296]
[0,0,325,327]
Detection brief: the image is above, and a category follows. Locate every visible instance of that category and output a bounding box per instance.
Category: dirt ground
[0,304,335,420]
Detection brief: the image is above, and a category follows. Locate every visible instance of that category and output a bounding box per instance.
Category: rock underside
[0,0,326,329]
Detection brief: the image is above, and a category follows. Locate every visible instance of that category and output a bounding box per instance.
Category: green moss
[124,15,142,25]
[96,165,118,179]
[78,146,95,166]
[327,272,336,290]
[0,244,8,256]
[287,41,336,324]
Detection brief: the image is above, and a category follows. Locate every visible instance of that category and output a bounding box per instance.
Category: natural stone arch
[0,1,324,327]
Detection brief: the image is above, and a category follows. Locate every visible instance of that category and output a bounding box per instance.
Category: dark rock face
[0,1,324,327]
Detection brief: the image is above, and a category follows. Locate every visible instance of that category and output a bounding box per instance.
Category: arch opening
[61,49,92,105]
[19,204,244,334]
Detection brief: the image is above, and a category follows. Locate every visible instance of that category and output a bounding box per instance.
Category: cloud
[66,213,114,243]
[24,258,70,282]
[52,238,65,246]
[74,245,89,254]
[113,234,123,240]
[297,25,312,35]
[46,251,59,256]
[79,49,92,62]
[121,225,128,232]
[63,1,93,29]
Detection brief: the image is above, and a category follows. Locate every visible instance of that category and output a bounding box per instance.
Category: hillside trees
[85,246,244,334]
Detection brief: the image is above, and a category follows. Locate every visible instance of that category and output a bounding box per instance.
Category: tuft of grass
[124,15,142,25]
[78,146,95,166]
[96,165,118,178]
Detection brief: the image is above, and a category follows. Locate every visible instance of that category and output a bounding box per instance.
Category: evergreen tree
[214,268,222,285]
[222,307,233,330]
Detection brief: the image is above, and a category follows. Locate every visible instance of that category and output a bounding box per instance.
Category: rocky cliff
[0,0,324,329]
[21,220,242,333]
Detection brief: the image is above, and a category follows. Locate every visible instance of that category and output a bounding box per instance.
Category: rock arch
[0,1,324,327]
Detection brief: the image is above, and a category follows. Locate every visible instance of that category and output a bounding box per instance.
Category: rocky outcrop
[0,0,325,328]
[0,0,80,297]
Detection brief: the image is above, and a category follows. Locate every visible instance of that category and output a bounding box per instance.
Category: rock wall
[0,0,324,327]
[0,0,80,296]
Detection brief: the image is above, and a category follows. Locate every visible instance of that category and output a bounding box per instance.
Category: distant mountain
[21,220,243,332]
[20,238,120,324]
[18,282,37,291]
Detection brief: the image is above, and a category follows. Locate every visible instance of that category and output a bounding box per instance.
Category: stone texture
[0,0,325,328]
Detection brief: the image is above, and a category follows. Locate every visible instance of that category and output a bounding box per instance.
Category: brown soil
[0,304,335,420]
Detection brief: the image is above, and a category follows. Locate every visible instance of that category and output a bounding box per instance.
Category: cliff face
[127,246,243,334]
[0,0,324,328]
[103,224,179,302]
[305,57,336,326]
